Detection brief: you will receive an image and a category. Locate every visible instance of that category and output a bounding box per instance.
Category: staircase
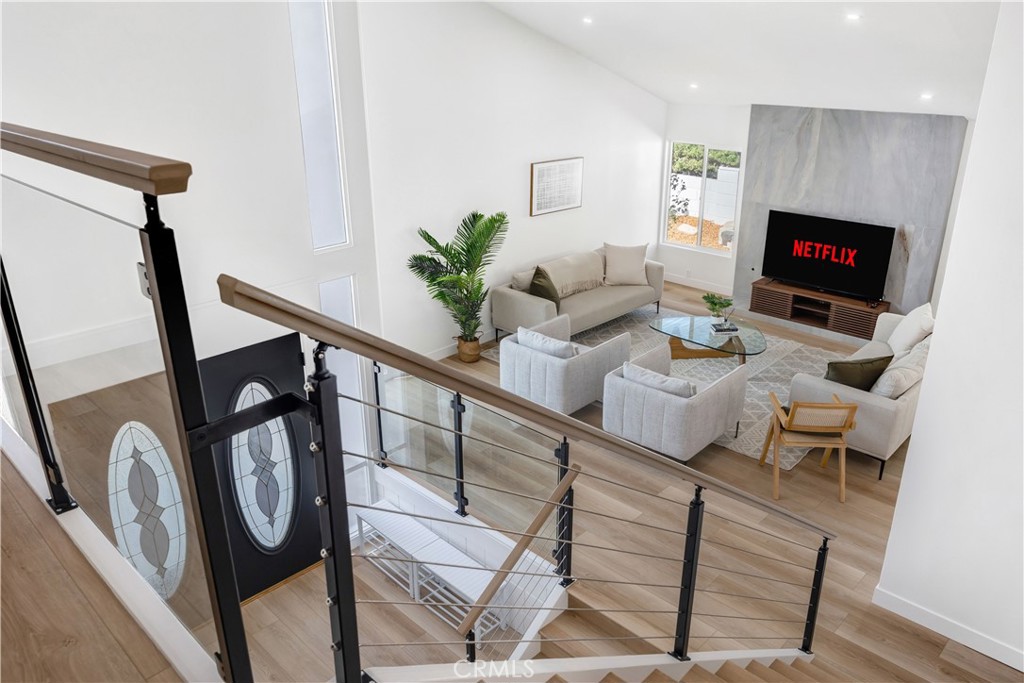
[365,650,854,682]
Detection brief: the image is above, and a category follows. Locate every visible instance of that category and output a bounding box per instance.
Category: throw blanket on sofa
[536,252,604,300]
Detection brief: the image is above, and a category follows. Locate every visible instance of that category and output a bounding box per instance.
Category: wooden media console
[749,277,890,339]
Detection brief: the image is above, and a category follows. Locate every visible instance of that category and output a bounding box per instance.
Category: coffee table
[650,315,767,364]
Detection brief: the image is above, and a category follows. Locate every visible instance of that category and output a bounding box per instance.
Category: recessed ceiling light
[920,92,934,100]
[582,16,593,25]
[845,13,862,22]
[690,83,699,89]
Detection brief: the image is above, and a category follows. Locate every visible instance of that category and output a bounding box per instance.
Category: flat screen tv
[761,210,895,301]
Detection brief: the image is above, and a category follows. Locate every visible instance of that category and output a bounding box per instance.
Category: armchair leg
[772,438,781,500]
[839,447,847,503]
[878,460,886,480]
[735,421,740,438]
[820,447,833,468]
[655,300,660,314]
[495,328,501,343]
[759,421,774,466]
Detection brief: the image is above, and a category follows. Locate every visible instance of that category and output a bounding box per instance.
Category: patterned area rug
[485,307,845,470]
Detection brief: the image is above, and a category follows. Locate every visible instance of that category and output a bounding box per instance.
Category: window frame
[661,140,742,258]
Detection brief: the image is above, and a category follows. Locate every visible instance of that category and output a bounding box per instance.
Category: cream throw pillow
[510,268,536,291]
[887,303,935,355]
[604,243,648,286]
[871,336,930,398]
[516,327,577,359]
[623,362,696,398]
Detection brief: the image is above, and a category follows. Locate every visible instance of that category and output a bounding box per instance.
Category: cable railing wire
[342,449,689,539]
[694,588,808,606]
[699,538,816,570]
[704,509,818,551]
[698,563,810,588]
[359,634,801,648]
[347,503,686,564]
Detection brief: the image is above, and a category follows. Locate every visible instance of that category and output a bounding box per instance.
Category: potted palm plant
[407,211,510,363]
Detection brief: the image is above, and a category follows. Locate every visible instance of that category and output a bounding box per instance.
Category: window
[664,142,741,253]
[290,1,348,249]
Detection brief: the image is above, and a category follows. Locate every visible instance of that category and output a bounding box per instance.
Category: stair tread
[599,674,627,683]
[682,664,731,683]
[769,660,816,682]
[792,657,850,682]
[643,669,678,683]
[745,661,790,683]
[717,661,766,682]
[540,612,657,658]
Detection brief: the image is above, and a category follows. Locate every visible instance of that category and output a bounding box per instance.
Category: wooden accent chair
[759,392,858,502]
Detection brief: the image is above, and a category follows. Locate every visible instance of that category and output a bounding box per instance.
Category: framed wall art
[530,156,584,216]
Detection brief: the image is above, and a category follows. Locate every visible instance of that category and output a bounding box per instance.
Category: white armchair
[499,315,630,415]
[603,345,748,463]
[788,312,925,477]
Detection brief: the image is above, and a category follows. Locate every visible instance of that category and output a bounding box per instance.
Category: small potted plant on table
[702,292,734,324]
[407,211,509,363]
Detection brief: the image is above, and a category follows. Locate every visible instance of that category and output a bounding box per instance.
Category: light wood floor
[2,282,1019,682]
[1,455,181,683]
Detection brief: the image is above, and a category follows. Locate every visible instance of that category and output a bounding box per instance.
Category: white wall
[874,2,1023,670]
[658,104,751,294]
[1,2,382,365]
[356,2,667,356]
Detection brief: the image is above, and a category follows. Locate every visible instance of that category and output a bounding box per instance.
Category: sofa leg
[655,300,661,314]
[878,460,885,480]
[495,328,501,343]
[735,421,739,438]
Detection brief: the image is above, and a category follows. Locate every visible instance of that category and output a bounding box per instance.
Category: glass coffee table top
[650,315,767,357]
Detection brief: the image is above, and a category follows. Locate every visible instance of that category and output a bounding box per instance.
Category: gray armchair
[499,315,630,415]
[603,345,748,462]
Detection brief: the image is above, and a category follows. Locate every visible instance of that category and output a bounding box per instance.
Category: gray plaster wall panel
[735,105,967,313]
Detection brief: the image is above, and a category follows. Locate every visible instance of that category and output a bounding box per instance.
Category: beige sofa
[491,249,664,340]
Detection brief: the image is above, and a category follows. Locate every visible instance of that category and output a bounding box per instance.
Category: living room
[1,2,1020,682]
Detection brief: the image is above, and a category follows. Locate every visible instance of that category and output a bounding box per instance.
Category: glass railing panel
[461,396,562,554]
[1,176,217,655]
[1,313,40,454]
[375,363,455,501]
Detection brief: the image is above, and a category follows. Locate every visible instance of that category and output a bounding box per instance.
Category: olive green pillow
[824,355,894,391]
[529,266,560,307]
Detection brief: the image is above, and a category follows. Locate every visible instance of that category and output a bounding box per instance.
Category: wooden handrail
[217,274,837,541]
[457,463,581,636]
[1,122,192,195]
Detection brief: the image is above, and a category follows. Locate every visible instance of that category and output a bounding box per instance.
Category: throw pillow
[516,326,576,359]
[529,268,561,306]
[604,243,648,286]
[535,252,604,299]
[887,302,935,355]
[824,355,893,391]
[622,362,696,398]
[510,268,536,291]
[871,337,930,398]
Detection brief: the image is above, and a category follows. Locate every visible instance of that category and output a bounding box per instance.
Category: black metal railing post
[801,537,830,654]
[554,437,574,586]
[451,392,468,517]
[308,343,362,682]
[0,258,77,514]
[670,484,705,661]
[139,196,253,682]
[370,362,388,468]
[465,629,477,663]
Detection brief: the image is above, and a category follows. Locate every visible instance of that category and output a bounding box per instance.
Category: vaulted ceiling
[492,2,1000,117]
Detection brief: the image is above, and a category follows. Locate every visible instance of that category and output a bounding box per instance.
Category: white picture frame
[530,157,584,216]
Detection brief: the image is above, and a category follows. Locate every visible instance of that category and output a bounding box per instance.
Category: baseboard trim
[664,272,733,295]
[1,418,221,683]
[873,585,1024,671]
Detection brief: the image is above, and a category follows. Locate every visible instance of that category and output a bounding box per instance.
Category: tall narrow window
[290,1,348,249]
[665,143,741,252]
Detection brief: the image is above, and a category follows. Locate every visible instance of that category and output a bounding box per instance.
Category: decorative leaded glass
[229,379,297,552]
[108,421,186,599]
